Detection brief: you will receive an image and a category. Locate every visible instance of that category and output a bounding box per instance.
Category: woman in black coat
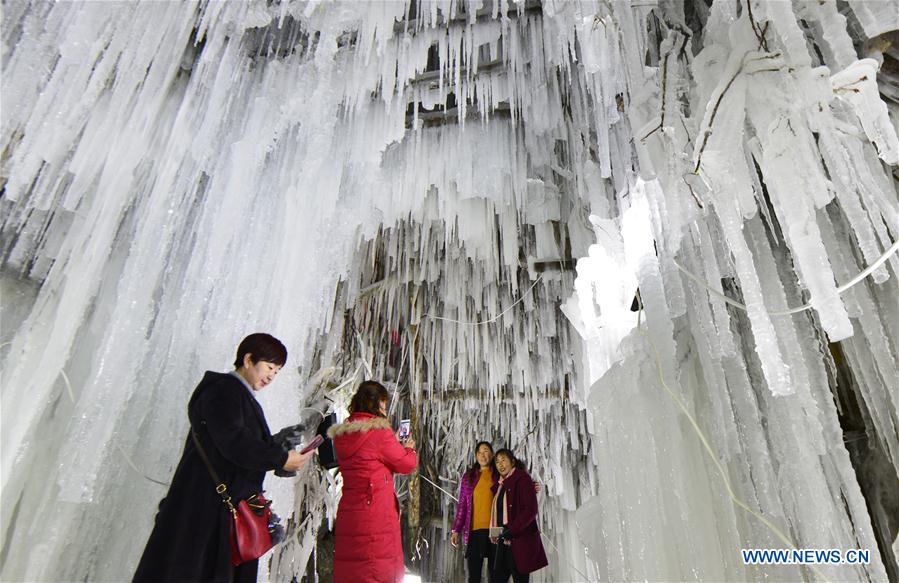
[133,333,309,583]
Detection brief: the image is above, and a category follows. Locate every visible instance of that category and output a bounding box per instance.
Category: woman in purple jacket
[451,441,500,583]
[489,448,548,583]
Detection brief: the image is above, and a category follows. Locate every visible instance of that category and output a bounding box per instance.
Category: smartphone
[299,434,325,455]
[398,419,411,440]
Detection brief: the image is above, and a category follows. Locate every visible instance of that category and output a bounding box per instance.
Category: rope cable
[115,444,171,487]
[635,315,829,582]
[422,275,544,326]
[419,473,458,502]
[540,532,594,582]
[673,238,899,317]
[59,368,77,405]
[58,368,171,487]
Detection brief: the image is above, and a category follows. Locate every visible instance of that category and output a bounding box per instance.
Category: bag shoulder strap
[191,427,237,516]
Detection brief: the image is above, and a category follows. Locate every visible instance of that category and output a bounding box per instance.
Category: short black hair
[234,333,288,369]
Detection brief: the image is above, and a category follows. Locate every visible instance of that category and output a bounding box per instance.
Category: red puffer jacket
[328,412,418,583]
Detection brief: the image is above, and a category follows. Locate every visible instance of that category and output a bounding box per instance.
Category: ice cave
[1,0,898,581]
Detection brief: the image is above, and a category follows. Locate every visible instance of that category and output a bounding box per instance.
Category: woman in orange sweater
[451,441,500,583]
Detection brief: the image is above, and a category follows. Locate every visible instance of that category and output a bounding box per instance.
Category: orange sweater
[472,468,493,530]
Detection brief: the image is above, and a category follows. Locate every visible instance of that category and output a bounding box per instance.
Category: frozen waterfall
[1,0,898,581]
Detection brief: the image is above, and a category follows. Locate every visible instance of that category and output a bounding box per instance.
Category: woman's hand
[534,482,541,493]
[395,428,415,450]
[283,449,312,472]
[450,531,459,547]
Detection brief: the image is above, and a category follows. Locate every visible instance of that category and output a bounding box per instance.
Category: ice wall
[1,1,898,582]
[563,0,899,580]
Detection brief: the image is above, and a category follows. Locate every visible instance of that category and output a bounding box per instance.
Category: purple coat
[492,468,548,574]
[452,467,499,544]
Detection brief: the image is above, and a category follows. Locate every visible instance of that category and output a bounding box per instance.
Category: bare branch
[681,175,705,209]
[693,52,782,173]
[745,0,770,52]
[641,33,686,143]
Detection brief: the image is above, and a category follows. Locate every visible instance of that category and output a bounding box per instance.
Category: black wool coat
[133,372,289,583]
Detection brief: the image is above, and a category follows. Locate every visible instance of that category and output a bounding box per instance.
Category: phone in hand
[398,419,411,440]
[299,434,324,455]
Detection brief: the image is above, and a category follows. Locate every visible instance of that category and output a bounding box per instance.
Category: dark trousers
[465,529,496,583]
[493,542,529,583]
[233,559,258,583]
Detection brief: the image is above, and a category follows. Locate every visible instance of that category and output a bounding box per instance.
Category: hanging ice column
[563,0,899,580]
[0,2,394,581]
[1,0,898,582]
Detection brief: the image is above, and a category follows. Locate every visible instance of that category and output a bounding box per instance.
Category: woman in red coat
[489,449,548,583]
[328,381,418,583]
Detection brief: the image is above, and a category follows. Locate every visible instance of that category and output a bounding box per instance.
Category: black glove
[496,527,511,543]
[272,423,306,450]
[268,511,286,545]
[273,423,306,478]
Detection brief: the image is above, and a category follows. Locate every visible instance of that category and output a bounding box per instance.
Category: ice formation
[1,1,898,581]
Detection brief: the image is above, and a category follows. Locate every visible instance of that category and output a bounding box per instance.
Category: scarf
[490,468,514,546]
